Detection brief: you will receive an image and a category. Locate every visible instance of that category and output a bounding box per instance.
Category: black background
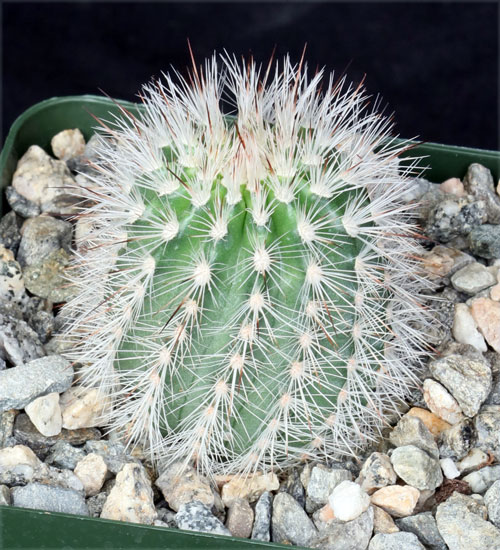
[2,1,499,150]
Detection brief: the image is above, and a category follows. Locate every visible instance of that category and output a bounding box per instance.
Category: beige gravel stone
[370,485,420,517]
[225,498,254,538]
[74,453,108,496]
[372,505,400,534]
[452,303,487,352]
[440,177,466,196]
[25,392,62,437]
[51,129,85,161]
[60,387,110,430]
[470,297,500,352]
[0,444,40,471]
[406,408,451,437]
[423,379,464,424]
[221,472,279,506]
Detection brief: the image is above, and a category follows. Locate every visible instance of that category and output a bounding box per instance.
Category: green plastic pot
[0,96,499,549]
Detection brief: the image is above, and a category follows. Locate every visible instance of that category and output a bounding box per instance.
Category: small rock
[368,532,425,550]
[282,467,306,508]
[452,303,488,352]
[0,444,41,485]
[390,445,443,490]
[451,262,497,295]
[176,500,230,536]
[390,415,439,458]
[440,458,460,479]
[468,224,500,259]
[425,195,486,243]
[470,297,500,352]
[101,463,156,524]
[155,461,214,512]
[370,485,420,517]
[474,405,500,460]
[74,453,108,496]
[438,418,476,460]
[422,245,474,280]
[60,387,110,430]
[463,163,500,224]
[304,465,352,511]
[251,490,272,541]
[328,480,370,521]
[12,145,76,212]
[83,440,136,475]
[423,379,464,424]
[272,492,318,546]
[406,408,451,437]
[357,452,397,495]
[0,355,73,413]
[17,215,72,268]
[429,352,492,417]
[66,134,104,175]
[5,187,40,218]
[372,505,399,534]
[0,211,22,254]
[0,484,11,505]
[13,413,100,458]
[462,465,500,493]
[0,310,44,367]
[23,248,75,303]
[51,129,86,161]
[402,178,433,203]
[25,392,62,437]
[11,482,88,515]
[0,246,26,307]
[225,498,254,538]
[483,480,500,529]
[396,512,447,550]
[441,177,466,196]
[435,491,500,550]
[32,462,84,494]
[311,506,374,550]
[45,440,87,470]
[0,409,18,448]
[457,448,490,474]
[87,492,108,517]
[221,472,279,506]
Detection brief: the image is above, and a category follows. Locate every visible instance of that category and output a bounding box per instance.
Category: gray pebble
[281,467,306,509]
[390,445,443,491]
[251,490,272,542]
[401,178,434,204]
[474,405,500,460]
[0,355,72,413]
[17,216,72,268]
[45,440,87,470]
[438,418,476,460]
[435,491,500,549]
[484,352,500,406]
[390,415,439,458]
[0,409,17,448]
[87,491,108,517]
[175,500,231,536]
[0,211,22,254]
[450,262,497,295]
[425,195,487,242]
[0,484,11,505]
[13,413,100,459]
[468,224,500,259]
[429,353,492,417]
[0,311,44,367]
[225,498,254,538]
[311,506,374,550]
[368,532,425,550]
[462,465,500,493]
[11,482,88,516]
[272,492,318,547]
[84,439,138,475]
[357,453,397,494]
[304,465,351,512]
[484,480,500,528]
[463,163,500,224]
[5,187,41,218]
[396,512,447,550]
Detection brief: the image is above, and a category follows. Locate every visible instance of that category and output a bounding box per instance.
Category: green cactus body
[61,54,432,475]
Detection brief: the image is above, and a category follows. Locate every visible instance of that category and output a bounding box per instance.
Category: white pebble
[51,129,85,161]
[440,458,460,479]
[25,392,62,437]
[328,480,370,521]
[74,453,108,496]
[452,303,487,352]
[423,379,464,424]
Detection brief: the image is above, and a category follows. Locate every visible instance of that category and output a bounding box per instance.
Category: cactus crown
[61,52,432,476]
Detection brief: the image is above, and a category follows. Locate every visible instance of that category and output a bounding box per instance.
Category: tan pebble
[317,502,336,523]
[372,505,399,534]
[25,392,62,437]
[406,407,451,437]
[222,472,279,507]
[371,485,420,517]
[490,284,500,301]
[74,453,108,496]
[60,387,111,430]
[440,177,466,196]
[225,498,254,538]
[470,297,500,352]
[51,129,85,161]
[0,445,41,470]
[423,379,464,425]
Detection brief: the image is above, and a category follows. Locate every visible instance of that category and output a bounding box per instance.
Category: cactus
[60,52,433,476]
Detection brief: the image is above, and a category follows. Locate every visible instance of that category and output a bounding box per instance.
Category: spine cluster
[61,53,433,476]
